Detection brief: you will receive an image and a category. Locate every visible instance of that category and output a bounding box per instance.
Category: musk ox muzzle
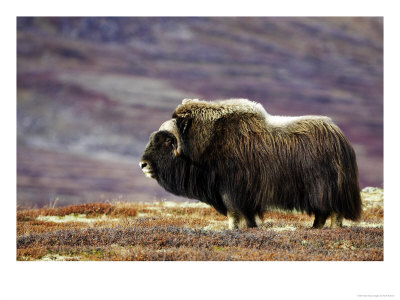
[140,98,362,230]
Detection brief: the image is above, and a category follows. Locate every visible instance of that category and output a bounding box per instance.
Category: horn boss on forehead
[158,119,181,156]
[140,98,362,230]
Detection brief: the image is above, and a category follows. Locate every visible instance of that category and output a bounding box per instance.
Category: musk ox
[140,98,362,229]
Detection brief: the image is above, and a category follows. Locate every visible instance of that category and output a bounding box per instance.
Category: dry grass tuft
[17,202,137,221]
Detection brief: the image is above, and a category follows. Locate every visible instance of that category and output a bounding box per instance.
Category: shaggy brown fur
[141,99,362,229]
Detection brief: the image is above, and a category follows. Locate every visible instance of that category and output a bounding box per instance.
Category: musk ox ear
[159,119,182,156]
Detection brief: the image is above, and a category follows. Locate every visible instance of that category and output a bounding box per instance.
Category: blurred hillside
[17,17,383,208]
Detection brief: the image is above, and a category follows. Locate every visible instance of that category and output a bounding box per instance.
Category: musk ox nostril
[140,162,147,169]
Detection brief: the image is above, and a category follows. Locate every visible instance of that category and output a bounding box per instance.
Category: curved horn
[159,119,182,156]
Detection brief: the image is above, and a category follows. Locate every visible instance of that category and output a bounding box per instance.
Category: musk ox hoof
[312,212,329,229]
[312,212,345,229]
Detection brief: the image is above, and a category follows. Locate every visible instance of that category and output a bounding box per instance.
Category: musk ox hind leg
[330,213,344,229]
[312,211,329,229]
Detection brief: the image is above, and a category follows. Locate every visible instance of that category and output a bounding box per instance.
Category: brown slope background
[17,17,383,208]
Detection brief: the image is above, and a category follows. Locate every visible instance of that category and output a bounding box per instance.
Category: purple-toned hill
[17,17,383,208]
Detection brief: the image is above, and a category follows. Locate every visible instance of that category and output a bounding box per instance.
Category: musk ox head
[140,119,182,180]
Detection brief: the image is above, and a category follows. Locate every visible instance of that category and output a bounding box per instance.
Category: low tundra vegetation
[17,189,383,261]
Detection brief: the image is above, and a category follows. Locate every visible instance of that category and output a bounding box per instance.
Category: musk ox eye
[164,139,172,147]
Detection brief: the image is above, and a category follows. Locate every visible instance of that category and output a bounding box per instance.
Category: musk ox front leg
[227,212,246,229]
[227,212,263,229]
[223,194,262,229]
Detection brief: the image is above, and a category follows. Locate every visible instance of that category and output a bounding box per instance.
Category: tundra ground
[17,188,383,261]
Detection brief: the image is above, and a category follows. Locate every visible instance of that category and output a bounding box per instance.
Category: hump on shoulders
[174,98,268,121]
[265,114,333,128]
[175,98,332,127]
